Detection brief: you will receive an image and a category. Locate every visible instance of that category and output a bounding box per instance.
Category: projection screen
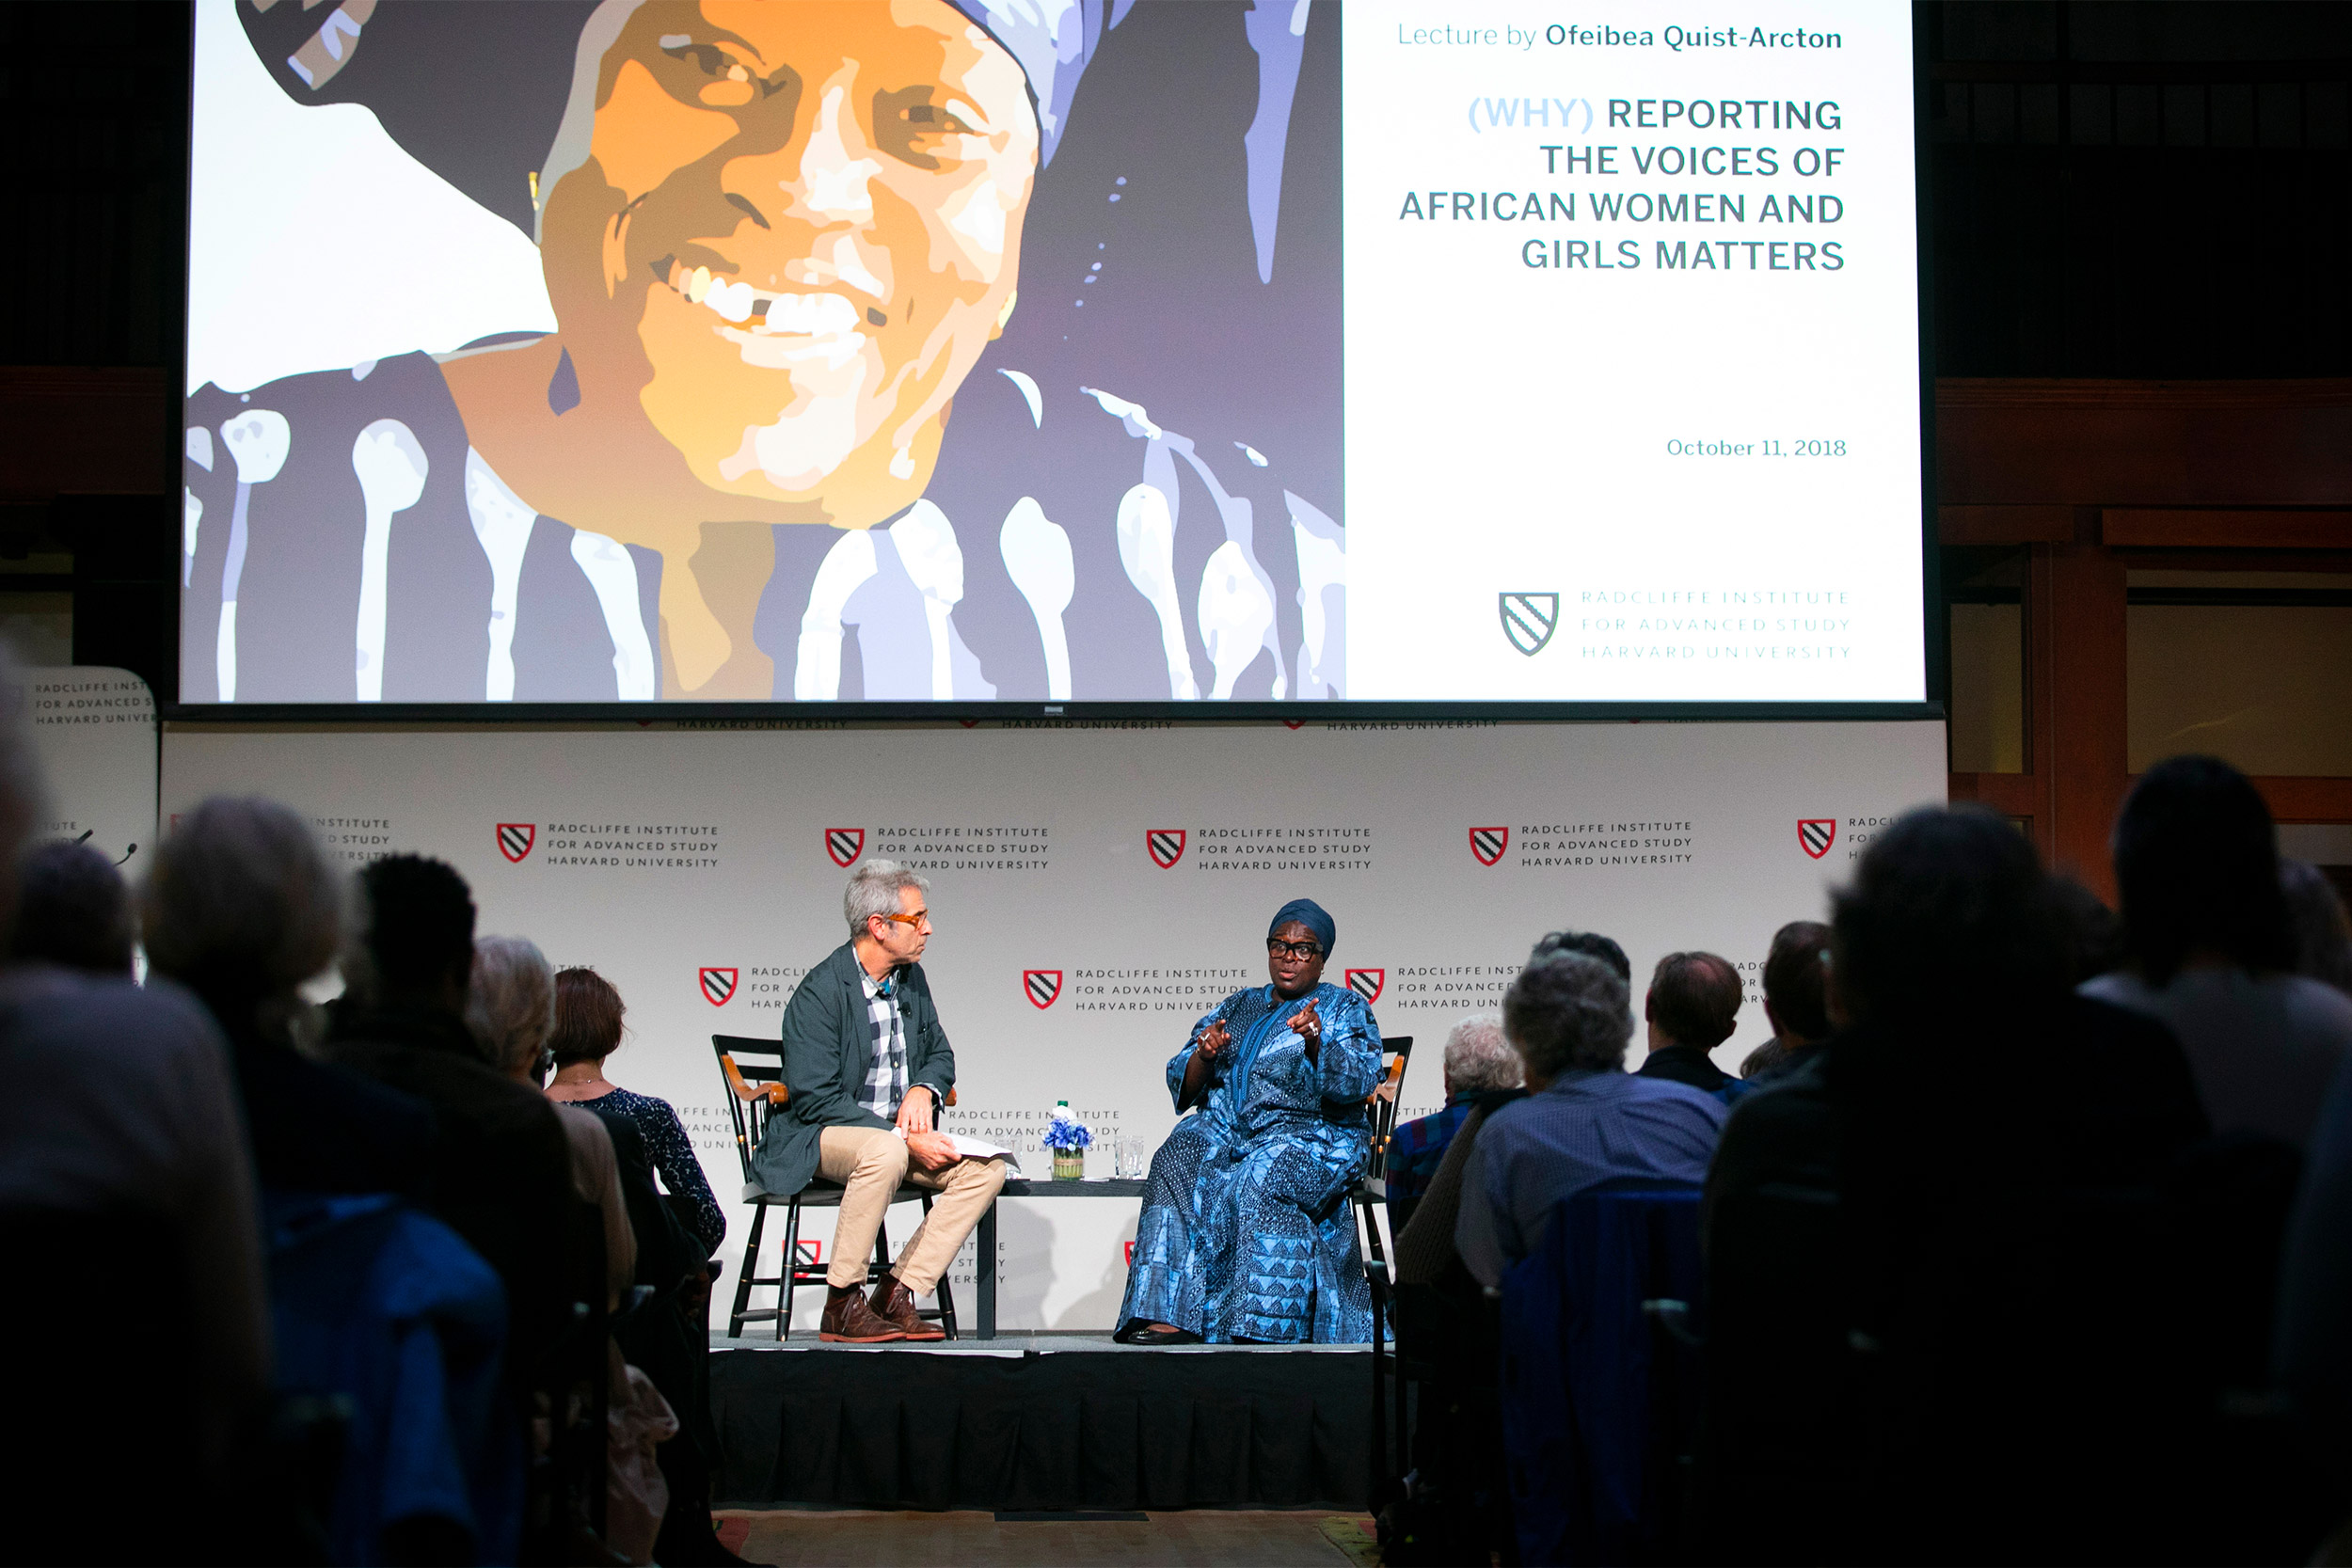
[181,0,1923,708]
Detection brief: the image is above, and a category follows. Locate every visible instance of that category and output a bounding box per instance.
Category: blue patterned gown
[1118,981,1383,1343]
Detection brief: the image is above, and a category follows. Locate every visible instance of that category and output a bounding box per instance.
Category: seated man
[11,838,135,975]
[1531,927,1631,983]
[1635,950,1747,1100]
[1456,951,1727,1287]
[750,860,1006,1343]
[325,856,584,1379]
[1118,897,1384,1345]
[1386,1013,1520,1234]
[1705,806,2208,1564]
[1738,921,1834,1082]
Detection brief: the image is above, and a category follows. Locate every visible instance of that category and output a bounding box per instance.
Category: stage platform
[710,1332,1375,1513]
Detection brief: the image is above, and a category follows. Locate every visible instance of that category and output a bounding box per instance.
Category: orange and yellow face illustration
[443,2,1039,693]
[555,1,1037,516]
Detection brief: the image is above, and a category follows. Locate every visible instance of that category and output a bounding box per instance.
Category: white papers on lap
[891,1125,1021,1167]
[946,1133,1021,1168]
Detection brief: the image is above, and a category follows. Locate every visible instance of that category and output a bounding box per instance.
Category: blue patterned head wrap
[1268,898,1335,956]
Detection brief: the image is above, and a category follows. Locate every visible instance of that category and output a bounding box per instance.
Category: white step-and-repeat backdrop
[162,719,1946,1329]
[26,666,157,871]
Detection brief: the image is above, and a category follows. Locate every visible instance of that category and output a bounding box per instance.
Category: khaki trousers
[817,1125,1008,1294]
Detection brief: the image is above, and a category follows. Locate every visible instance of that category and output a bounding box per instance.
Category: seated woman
[1115,898,1383,1345]
[544,967,726,1258]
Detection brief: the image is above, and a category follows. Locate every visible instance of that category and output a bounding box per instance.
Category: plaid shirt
[1385,1098,1473,1225]
[859,968,909,1121]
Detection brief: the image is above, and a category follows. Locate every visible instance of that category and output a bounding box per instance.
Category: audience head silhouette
[0,647,45,945]
[14,839,135,976]
[1503,950,1634,1086]
[1529,928,1631,984]
[346,854,477,1012]
[141,797,342,1030]
[550,966,627,1068]
[469,935,556,1082]
[2280,859,2352,997]
[2113,755,2293,985]
[1831,804,2071,1026]
[2050,875,2127,984]
[1760,920,1834,1041]
[1646,951,1741,1050]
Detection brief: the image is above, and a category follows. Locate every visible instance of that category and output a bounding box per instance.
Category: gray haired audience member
[11,838,135,975]
[1454,952,1727,1286]
[1444,1014,1521,1095]
[0,666,271,1554]
[1740,921,1836,1082]
[2084,756,2352,1148]
[142,797,431,1196]
[1384,1015,1521,1231]
[2282,859,2352,998]
[470,934,634,1310]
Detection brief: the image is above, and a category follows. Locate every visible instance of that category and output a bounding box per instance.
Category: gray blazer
[747,941,956,1197]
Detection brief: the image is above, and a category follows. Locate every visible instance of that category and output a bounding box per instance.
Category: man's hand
[1196,1020,1232,1059]
[1287,999,1323,1060]
[905,1128,959,1172]
[897,1087,936,1137]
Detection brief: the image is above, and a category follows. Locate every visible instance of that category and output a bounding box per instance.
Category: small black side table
[973,1177,1148,1339]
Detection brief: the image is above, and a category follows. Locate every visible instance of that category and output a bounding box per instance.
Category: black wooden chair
[712,1035,959,1340]
[1352,1034,1414,1505]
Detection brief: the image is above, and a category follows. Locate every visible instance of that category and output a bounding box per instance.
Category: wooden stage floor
[716,1507,1383,1566]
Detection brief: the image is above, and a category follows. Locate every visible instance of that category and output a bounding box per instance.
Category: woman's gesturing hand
[1287,999,1323,1060]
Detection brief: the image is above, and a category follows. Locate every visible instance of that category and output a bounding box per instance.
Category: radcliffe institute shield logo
[1346,968,1386,1004]
[699,967,738,1006]
[1799,819,1837,860]
[1024,969,1063,1009]
[825,827,865,868]
[496,823,535,863]
[1147,828,1186,869]
[1499,592,1559,656]
[1470,826,1510,866]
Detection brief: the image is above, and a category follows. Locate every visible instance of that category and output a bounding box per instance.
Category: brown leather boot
[869,1273,946,1340]
[818,1284,905,1343]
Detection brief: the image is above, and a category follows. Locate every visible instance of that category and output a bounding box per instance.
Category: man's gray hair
[141,796,345,1014]
[1502,952,1635,1078]
[468,935,556,1077]
[845,859,930,938]
[1442,1013,1521,1094]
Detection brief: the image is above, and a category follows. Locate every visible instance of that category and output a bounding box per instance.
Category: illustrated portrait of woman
[181,0,1343,704]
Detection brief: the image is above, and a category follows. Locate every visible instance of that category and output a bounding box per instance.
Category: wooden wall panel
[1937,380,2352,508]
[2102,509,2352,549]
[0,367,170,500]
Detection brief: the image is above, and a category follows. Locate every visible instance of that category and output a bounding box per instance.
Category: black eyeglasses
[1267,938,1325,961]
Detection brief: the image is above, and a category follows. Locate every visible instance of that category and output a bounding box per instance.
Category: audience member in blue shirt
[1456,952,1727,1286]
[1385,1013,1521,1231]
